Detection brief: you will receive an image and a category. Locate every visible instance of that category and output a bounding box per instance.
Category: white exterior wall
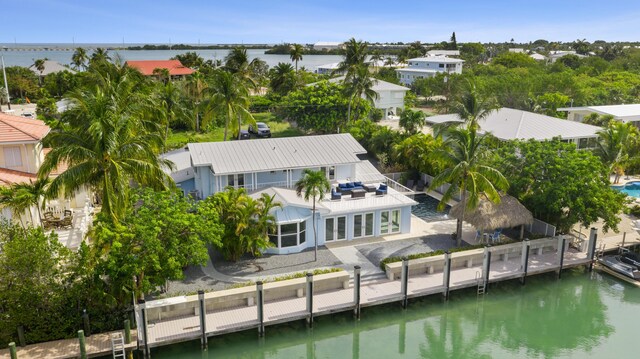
[397,60,463,86]
[373,89,406,119]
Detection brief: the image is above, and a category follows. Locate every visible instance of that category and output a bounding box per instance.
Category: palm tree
[334,38,369,77]
[72,47,88,70]
[182,72,208,132]
[596,121,637,183]
[295,169,330,261]
[269,62,297,96]
[38,63,172,222]
[33,59,46,85]
[202,70,256,141]
[429,126,509,246]
[253,193,282,255]
[0,178,50,228]
[370,50,384,71]
[90,48,111,64]
[399,109,426,135]
[449,81,498,131]
[343,64,378,124]
[289,44,304,72]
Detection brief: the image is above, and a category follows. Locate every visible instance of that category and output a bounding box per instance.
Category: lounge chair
[331,188,342,200]
[376,183,388,196]
[415,180,425,192]
[406,179,415,190]
[490,228,503,243]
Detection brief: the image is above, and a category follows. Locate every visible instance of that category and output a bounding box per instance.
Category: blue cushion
[346,183,354,188]
[338,183,348,189]
[379,184,387,190]
[354,181,363,187]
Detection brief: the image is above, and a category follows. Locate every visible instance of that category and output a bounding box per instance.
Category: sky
[3,0,640,44]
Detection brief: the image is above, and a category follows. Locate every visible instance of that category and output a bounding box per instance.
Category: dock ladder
[111,332,126,359]
[476,271,485,296]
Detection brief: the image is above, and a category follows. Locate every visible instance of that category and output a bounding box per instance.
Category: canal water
[148,268,638,358]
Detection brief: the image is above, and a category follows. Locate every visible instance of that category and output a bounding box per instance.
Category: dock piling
[306,273,314,327]
[198,290,207,349]
[78,330,86,359]
[482,247,491,293]
[124,319,131,344]
[353,266,361,319]
[558,236,567,279]
[138,299,150,358]
[520,240,530,285]
[443,252,451,300]
[401,257,409,308]
[82,309,91,337]
[588,227,598,271]
[8,342,17,359]
[257,281,265,337]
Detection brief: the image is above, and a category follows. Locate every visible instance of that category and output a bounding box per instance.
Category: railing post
[16,326,25,347]
[78,330,87,359]
[353,266,361,319]
[520,240,530,285]
[82,309,91,337]
[124,319,131,344]
[400,257,409,308]
[482,246,491,292]
[138,299,150,358]
[198,290,207,349]
[588,227,598,271]
[8,342,17,359]
[558,236,567,279]
[256,281,265,337]
[306,273,314,327]
[443,252,451,300]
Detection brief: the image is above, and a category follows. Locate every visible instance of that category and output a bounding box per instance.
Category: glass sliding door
[381,211,390,234]
[325,218,334,242]
[337,216,346,240]
[391,209,400,233]
[365,213,374,236]
[354,213,374,238]
[325,216,346,241]
[353,214,363,238]
[380,209,401,235]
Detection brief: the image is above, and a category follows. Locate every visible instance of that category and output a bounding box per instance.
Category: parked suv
[248,122,271,138]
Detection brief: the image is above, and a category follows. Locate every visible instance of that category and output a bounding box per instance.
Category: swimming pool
[611,181,640,198]
[411,194,450,222]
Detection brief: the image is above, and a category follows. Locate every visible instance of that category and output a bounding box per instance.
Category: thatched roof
[449,194,533,231]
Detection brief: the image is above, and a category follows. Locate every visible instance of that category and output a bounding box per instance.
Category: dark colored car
[249,122,271,138]
[238,129,251,140]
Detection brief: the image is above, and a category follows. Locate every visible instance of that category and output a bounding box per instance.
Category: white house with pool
[164,134,417,254]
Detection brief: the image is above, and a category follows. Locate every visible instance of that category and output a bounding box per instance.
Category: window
[381,209,401,234]
[391,210,400,233]
[227,174,235,187]
[439,64,445,68]
[329,166,335,180]
[3,147,22,168]
[272,221,307,248]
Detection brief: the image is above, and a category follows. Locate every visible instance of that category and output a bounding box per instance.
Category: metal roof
[426,108,601,140]
[558,104,640,119]
[316,76,409,92]
[395,68,439,74]
[188,134,367,174]
[407,56,465,64]
[29,60,76,76]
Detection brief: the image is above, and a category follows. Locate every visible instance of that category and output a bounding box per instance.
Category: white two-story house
[396,56,464,86]
[166,134,416,254]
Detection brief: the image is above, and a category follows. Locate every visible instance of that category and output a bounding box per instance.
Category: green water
[150,269,639,358]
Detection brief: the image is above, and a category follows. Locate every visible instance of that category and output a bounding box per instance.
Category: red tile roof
[0,167,37,186]
[0,113,50,144]
[125,60,195,76]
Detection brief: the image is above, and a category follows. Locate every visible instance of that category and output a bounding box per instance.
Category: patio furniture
[376,183,388,196]
[415,180,425,192]
[337,181,365,195]
[59,213,73,229]
[406,179,415,190]
[351,188,366,199]
[490,228,503,243]
[362,183,376,193]
[331,188,342,200]
[42,212,58,229]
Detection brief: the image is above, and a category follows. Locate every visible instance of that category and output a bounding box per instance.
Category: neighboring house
[161,148,196,197]
[313,42,344,51]
[125,60,194,79]
[310,76,410,120]
[427,50,460,57]
[425,108,601,149]
[166,134,416,254]
[0,113,91,247]
[548,50,586,63]
[529,53,547,61]
[28,60,76,78]
[396,56,464,86]
[315,62,341,75]
[557,104,640,126]
[508,48,526,53]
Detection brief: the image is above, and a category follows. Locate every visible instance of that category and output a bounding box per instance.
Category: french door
[325,216,346,242]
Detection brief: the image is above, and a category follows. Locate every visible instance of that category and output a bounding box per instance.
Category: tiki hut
[449,194,533,239]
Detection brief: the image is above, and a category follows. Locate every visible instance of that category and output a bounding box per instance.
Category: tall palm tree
[72,47,88,70]
[596,121,637,183]
[33,59,46,85]
[449,81,498,131]
[253,193,282,255]
[289,44,304,72]
[202,70,256,141]
[90,48,111,64]
[343,64,378,124]
[429,126,509,246]
[295,169,330,261]
[38,64,172,222]
[182,72,208,132]
[334,38,369,77]
[370,50,383,71]
[269,62,297,96]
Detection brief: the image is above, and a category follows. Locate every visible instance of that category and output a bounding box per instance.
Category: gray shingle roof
[188,134,366,174]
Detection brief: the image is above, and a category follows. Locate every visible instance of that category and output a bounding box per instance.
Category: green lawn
[166,113,305,150]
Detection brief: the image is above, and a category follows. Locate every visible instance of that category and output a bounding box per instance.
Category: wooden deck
[140,249,592,349]
[0,330,137,359]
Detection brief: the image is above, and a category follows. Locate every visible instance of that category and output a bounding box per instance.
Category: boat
[620,251,640,269]
[597,255,640,286]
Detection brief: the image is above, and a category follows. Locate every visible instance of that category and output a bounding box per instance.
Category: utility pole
[1,47,11,111]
